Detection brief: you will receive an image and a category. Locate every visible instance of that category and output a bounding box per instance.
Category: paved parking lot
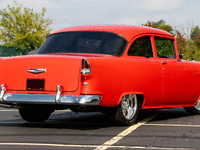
[0,107,199,149]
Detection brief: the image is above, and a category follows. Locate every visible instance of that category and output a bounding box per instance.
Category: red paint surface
[1,25,200,109]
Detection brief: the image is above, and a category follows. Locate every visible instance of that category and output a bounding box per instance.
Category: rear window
[37,31,127,56]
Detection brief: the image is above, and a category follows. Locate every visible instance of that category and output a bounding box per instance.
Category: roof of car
[51,25,174,42]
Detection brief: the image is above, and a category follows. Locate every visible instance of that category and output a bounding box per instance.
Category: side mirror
[179,53,183,59]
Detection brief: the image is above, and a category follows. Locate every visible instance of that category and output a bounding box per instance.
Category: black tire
[108,94,140,126]
[184,100,200,115]
[19,109,52,122]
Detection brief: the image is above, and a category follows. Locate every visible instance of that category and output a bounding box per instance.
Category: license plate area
[27,79,45,91]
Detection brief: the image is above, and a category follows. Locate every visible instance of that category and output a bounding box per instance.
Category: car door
[154,37,194,105]
[127,36,163,108]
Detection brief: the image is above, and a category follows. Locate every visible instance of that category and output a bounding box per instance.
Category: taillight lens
[81,58,91,74]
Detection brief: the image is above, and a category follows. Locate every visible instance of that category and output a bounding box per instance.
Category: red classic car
[0,25,199,125]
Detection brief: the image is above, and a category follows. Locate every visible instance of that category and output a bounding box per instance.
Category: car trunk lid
[0,55,82,92]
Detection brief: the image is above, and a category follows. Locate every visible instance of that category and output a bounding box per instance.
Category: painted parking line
[145,123,200,128]
[0,109,18,111]
[0,143,97,148]
[95,115,157,150]
[0,122,110,125]
[0,110,71,112]
[0,143,195,150]
[109,146,196,150]
[56,110,71,112]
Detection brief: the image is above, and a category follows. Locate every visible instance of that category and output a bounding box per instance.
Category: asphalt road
[0,107,199,150]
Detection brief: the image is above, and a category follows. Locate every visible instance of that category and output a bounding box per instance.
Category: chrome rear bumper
[1,94,101,105]
[0,84,101,106]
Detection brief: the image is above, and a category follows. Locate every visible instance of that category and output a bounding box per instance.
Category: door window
[154,37,176,59]
[128,36,153,58]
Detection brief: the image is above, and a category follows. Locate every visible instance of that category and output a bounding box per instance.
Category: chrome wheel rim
[194,99,200,110]
[121,94,137,120]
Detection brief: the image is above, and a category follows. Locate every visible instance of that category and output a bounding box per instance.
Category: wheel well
[136,94,144,109]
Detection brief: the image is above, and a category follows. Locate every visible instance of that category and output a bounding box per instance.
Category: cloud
[0,0,59,11]
[115,17,138,25]
[143,0,184,11]
[129,0,184,12]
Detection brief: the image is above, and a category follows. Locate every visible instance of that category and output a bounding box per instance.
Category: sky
[0,0,200,35]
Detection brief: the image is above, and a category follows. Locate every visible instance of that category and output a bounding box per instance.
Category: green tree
[191,26,200,41]
[195,33,200,49]
[176,30,187,54]
[0,1,53,54]
[190,39,200,61]
[142,19,174,35]
[176,30,200,61]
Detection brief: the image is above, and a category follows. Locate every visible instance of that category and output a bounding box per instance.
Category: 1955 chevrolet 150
[0,25,200,125]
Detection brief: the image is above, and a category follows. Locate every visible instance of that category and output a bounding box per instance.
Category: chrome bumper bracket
[0,84,6,100]
[55,85,61,103]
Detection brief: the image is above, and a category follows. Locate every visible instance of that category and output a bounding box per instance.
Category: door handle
[161,61,167,64]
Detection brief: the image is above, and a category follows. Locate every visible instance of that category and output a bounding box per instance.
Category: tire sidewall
[110,95,140,126]
[19,109,52,122]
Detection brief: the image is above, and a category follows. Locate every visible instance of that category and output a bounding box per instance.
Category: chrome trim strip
[2,93,101,105]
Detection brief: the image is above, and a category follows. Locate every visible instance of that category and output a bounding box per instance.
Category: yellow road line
[110,146,195,150]
[0,110,71,112]
[0,122,110,125]
[55,110,71,112]
[145,123,200,128]
[0,143,97,148]
[0,110,18,111]
[95,115,157,150]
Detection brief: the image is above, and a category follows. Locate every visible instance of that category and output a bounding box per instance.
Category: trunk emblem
[27,68,46,74]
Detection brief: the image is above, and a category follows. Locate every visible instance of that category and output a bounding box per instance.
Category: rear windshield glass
[37,31,127,56]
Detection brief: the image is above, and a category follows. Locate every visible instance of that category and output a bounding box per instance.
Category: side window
[155,37,176,58]
[128,36,153,58]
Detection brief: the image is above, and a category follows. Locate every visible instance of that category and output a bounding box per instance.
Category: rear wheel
[108,94,140,125]
[19,109,52,122]
[184,99,200,115]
